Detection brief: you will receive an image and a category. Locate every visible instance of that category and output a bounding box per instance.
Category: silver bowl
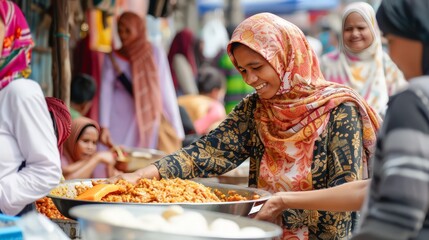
[70,204,282,240]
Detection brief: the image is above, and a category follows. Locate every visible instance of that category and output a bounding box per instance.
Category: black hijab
[376,0,429,75]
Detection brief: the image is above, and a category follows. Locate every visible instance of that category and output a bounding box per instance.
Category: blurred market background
[17,0,380,99]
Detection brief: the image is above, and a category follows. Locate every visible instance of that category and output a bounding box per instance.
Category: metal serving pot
[112,147,167,172]
[48,179,271,220]
[70,204,282,240]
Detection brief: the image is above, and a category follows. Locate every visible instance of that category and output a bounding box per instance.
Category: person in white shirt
[0,0,61,216]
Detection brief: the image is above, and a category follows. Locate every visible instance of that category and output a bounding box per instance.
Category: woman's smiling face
[343,12,374,53]
[232,44,281,99]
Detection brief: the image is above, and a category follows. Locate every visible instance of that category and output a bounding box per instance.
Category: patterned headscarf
[0,0,33,90]
[227,13,380,194]
[118,12,162,148]
[63,117,100,163]
[320,2,406,115]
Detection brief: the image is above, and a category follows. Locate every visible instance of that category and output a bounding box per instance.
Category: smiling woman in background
[320,2,407,116]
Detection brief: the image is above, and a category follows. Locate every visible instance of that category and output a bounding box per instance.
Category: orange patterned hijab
[227,13,381,193]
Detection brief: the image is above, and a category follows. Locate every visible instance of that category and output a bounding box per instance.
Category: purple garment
[99,52,141,148]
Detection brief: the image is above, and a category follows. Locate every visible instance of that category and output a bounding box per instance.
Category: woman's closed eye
[81,139,96,145]
[238,65,262,73]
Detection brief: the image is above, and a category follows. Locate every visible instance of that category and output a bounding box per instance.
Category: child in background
[69,73,96,119]
[70,73,113,148]
[178,66,227,134]
[61,117,122,179]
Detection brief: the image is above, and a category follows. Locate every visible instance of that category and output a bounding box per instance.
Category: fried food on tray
[38,178,261,219]
[36,197,68,219]
[74,178,260,203]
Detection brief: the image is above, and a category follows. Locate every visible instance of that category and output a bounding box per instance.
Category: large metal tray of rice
[48,178,271,220]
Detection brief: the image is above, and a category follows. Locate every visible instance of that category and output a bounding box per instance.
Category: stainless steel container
[113,147,167,172]
[51,219,81,239]
[70,204,282,240]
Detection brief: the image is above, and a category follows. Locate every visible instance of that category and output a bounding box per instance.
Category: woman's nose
[87,142,96,150]
[245,72,258,85]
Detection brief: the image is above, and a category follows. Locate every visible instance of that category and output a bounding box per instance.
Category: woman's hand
[96,151,116,165]
[107,164,161,184]
[99,127,114,148]
[107,171,142,184]
[254,193,286,224]
[254,180,370,221]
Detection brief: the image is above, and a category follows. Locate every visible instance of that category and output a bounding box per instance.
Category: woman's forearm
[278,180,369,211]
[135,164,161,180]
[62,157,101,180]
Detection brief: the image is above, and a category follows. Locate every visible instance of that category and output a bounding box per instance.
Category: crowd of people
[1,0,429,239]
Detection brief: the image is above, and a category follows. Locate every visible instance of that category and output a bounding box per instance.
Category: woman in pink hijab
[0,0,61,216]
[99,12,184,166]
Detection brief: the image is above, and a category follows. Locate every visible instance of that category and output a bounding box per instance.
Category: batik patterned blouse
[154,93,363,240]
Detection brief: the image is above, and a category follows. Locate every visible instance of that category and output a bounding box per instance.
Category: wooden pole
[52,0,70,106]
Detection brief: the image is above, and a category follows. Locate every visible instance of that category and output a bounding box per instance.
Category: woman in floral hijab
[110,12,381,239]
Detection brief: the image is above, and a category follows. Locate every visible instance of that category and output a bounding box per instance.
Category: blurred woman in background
[99,12,183,158]
[168,28,199,95]
[320,2,407,116]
